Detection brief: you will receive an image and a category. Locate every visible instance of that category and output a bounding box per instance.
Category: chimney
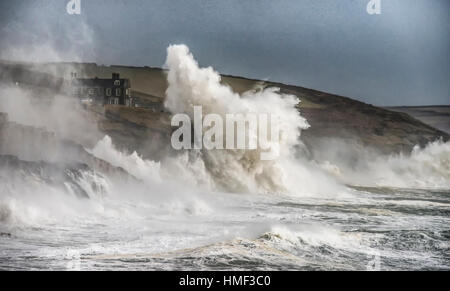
[112,73,120,79]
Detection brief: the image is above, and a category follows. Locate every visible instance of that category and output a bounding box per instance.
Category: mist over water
[0,45,449,270]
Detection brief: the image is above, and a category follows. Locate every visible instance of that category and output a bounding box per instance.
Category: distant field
[386,106,450,134]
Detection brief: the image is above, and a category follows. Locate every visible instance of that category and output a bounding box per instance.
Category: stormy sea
[0,45,449,271]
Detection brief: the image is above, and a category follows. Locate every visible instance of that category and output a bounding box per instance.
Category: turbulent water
[0,177,448,270]
[0,45,449,270]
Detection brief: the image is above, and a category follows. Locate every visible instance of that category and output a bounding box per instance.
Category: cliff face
[280,85,449,154]
[0,113,132,179]
[84,104,172,160]
[1,62,448,156]
[220,76,449,154]
[85,65,447,155]
[386,106,450,134]
[0,113,131,199]
[0,154,94,199]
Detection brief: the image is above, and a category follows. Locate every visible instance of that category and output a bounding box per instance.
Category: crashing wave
[164,45,318,194]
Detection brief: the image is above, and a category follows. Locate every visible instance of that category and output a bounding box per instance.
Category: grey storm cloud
[0,0,448,106]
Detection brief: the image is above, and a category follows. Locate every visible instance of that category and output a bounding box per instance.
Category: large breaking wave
[163,44,341,195]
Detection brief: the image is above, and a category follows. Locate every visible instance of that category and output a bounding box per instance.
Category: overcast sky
[0,0,448,106]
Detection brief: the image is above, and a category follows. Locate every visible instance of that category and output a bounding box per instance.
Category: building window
[109,98,119,105]
[106,88,112,96]
[114,80,121,86]
[116,88,122,96]
[88,88,95,96]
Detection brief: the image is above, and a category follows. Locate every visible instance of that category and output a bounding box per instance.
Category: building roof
[71,74,130,88]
